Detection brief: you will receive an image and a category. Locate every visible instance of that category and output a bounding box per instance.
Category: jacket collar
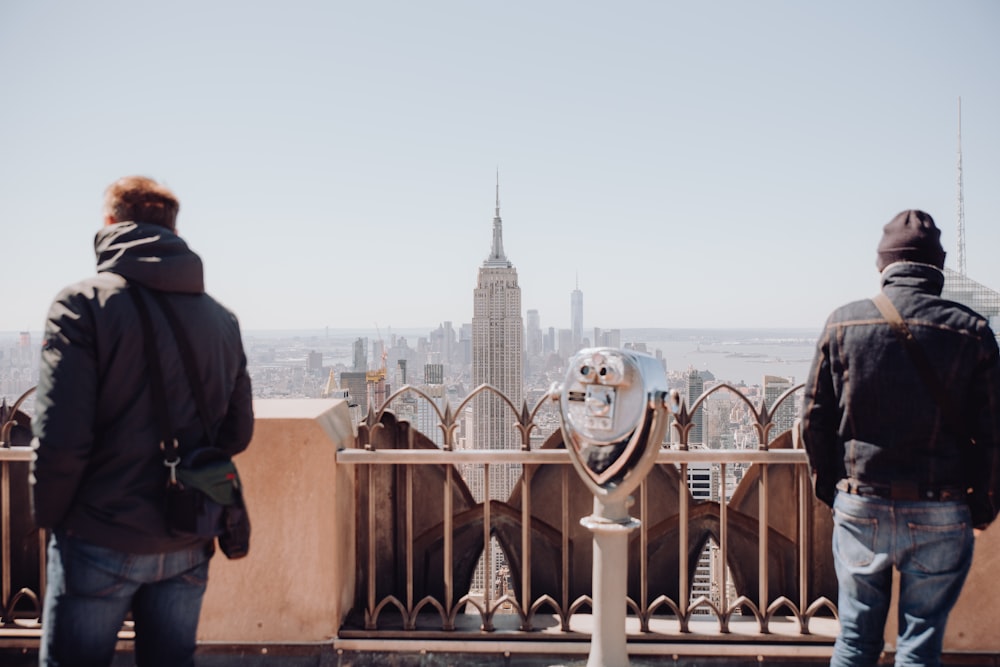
[879,261,945,296]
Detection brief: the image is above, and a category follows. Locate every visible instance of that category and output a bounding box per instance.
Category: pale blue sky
[2,1,998,334]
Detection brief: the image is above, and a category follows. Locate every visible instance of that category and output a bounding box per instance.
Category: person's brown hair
[103,176,180,230]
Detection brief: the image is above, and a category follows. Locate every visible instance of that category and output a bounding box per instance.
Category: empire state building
[471,178,524,500]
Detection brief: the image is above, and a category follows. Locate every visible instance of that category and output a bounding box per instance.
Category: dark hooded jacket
[32,222,254,553]
[800,261,1000,527]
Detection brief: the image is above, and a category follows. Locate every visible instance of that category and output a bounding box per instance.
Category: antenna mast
[957,96,966,276]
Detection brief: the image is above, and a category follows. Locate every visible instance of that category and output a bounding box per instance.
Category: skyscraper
[687,368,705,446]
[471,176,524,470]
[571,279,583,350]
[763,375,796,442]
[424,363,444,385]
[352,337,367,372]
[416,376,447,448]
[340,371,368,414]
[526,309,543,361]
[306,350,323,374]
[469,175,524,598]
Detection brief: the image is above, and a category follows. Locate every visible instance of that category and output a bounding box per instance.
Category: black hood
[94,222,204,293]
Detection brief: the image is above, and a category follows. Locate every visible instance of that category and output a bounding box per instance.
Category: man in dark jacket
[801,210,1000,667]
[32,176,254,667]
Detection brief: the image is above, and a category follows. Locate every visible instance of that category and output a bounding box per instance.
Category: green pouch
[176,456,239,506]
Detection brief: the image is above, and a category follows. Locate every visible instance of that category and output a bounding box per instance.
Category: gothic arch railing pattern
[0,386,36,448]
[343,380,839,642]
[676,381,804,450]
[0,381,841,643]
[360,383,546,452]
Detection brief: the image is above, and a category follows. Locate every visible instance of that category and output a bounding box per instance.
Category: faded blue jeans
[41,530,212,667]
[831,491,974,667]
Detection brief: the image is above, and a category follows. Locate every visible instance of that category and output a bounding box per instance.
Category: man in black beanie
[801,209,1000,666]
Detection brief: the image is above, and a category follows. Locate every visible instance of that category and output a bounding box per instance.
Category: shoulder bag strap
[144,289,217,447]
[127,286,181,475]
[871,292,964,434]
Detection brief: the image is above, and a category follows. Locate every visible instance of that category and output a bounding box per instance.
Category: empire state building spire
[485,171,511,267]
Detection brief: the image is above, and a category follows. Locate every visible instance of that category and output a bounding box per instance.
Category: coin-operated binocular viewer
[555,348,671,667]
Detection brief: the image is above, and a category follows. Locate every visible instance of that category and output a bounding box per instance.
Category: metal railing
[0,380,840,649]
[0,387,44,629]
[338,382,839,643]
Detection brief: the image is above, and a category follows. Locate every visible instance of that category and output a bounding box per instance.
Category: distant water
[620,328,820,386]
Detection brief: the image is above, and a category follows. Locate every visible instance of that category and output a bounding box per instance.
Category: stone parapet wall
[199,399,356,643]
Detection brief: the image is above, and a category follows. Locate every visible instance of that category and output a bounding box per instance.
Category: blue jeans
[831,491,974,667]
[41,530,212,667]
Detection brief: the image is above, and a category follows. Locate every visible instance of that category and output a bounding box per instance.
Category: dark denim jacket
[800,262,1000,515]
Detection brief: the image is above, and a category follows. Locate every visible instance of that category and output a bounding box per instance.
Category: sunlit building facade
[942,267,1000,330]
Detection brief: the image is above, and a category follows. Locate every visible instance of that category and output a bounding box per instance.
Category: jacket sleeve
[966,323,1000,529]
[31,291,99,529]
[217,332,254,458]
[800,325,842,507]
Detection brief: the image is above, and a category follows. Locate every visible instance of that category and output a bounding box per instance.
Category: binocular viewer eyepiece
[555,347,671,504]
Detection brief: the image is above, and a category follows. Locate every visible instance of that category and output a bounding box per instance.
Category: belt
[836,478,966,502]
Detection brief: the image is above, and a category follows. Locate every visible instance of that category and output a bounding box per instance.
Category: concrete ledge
[199,399,356,643]
[943,520,1000,652]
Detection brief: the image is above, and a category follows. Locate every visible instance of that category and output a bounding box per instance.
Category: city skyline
[2,2,999,334]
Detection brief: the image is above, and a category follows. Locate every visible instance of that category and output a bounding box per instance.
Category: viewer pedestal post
[582,497,639,667]
[554,349,672,667]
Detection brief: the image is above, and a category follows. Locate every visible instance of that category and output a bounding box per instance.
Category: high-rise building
[571,280,583,350]
[763,375,796,442]
[471,176,524,464]
[686,457,716,614]
[424,363,444,385]
[429,322,457,372]
[340,371,368,414]
[459,324,473,367]
[942,268,1000,330]
[687,369,705,446]
[306,350,323,374]
[557,329,573,361]
[352,337,367,372]
[442,321,455,368]
[593,328,622,349]
[416,382,448,448]
[526,309,543,360]
[470,177,524,597]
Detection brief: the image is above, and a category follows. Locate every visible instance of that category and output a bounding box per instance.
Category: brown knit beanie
[876,210,946,271]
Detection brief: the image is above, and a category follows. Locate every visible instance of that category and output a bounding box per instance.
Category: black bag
[218,488,251,559]
[131,286,251,559]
